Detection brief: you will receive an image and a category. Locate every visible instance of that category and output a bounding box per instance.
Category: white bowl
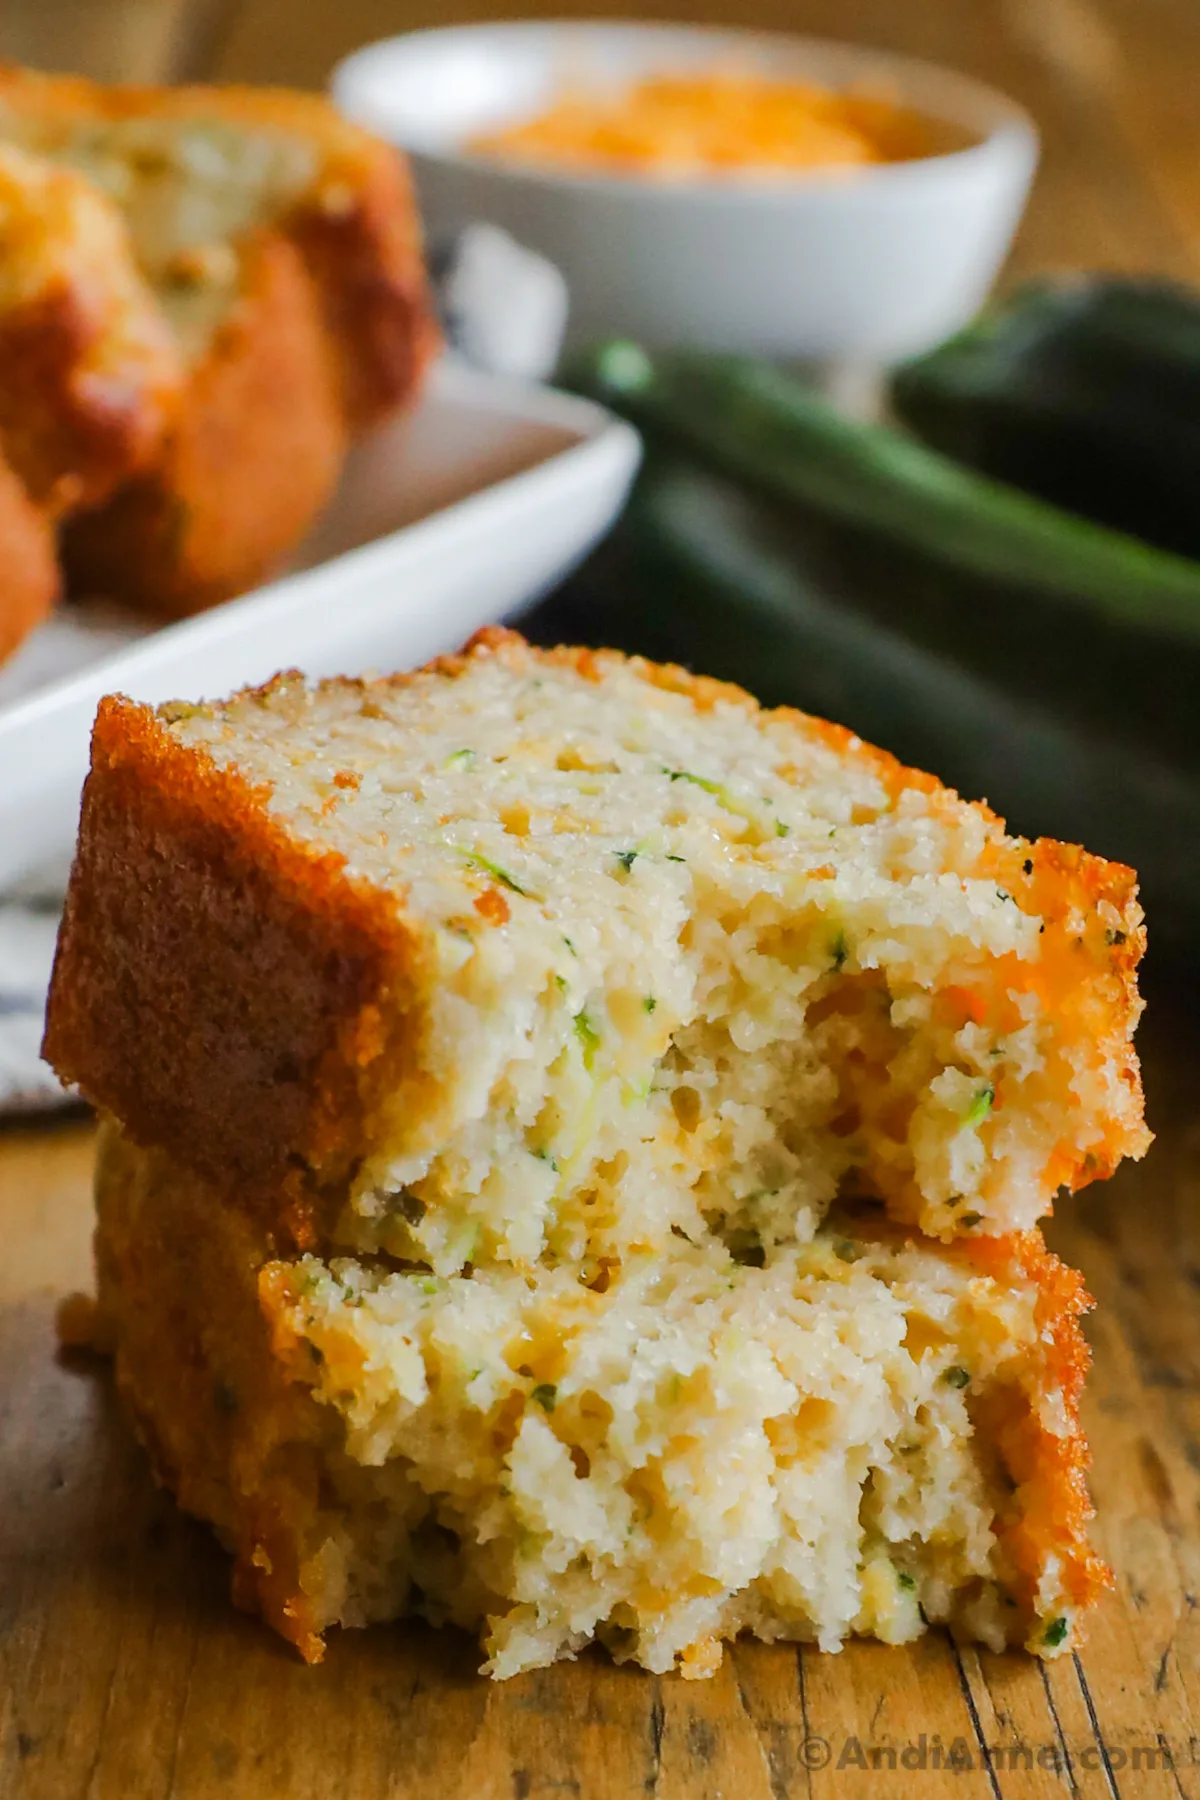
[334,20,1039,362]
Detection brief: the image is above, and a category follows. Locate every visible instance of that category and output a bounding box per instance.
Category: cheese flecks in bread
[92,1117,1107,1679]
[46,629,1148,1266]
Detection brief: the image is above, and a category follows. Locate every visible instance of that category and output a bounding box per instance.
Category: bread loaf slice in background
[0,65,438,619]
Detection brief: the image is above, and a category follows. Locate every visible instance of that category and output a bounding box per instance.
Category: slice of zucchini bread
[87,1115,1108,1678]
[45,628,1148,1263]
[0,64,439,615]
[0,66,435,427]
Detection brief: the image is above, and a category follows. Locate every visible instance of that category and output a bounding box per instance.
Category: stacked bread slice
[44,628,1149,1678]
[0,65,436,655]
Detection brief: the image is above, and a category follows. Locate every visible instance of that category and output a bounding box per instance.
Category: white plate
[0,359,640,889]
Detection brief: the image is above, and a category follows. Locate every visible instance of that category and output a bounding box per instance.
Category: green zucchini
[569,340,1200,642]
[526,454,1200,956]
[892,277,1200,562]
[564,341,1200,770]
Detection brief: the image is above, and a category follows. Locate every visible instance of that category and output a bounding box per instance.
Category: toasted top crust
[44,629,1149,1246]
[0,64,437,421]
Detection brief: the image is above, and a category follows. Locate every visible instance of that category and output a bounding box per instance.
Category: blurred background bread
[0,61,438,647]
[0,138,180,514]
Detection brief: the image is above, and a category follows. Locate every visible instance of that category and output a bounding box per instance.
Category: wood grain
[1,0,1199,1793]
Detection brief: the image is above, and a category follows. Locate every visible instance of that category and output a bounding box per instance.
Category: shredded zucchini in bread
[46,629,1148,1265]
[90,1118,1107,1679]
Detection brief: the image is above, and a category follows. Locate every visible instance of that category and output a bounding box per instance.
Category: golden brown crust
[284,140,440,429]
[0,448,59,663]
[44,690,425,1214]
[62,232,347,617]
[91,1119,331,1661]
[0,287,168,513]
[960,1229,1110,1624]
[0,140,181,514]
[44,628,1148,1213]
[187,83,441,427]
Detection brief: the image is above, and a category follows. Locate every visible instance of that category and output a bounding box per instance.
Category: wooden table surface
[4,1,1200,1795]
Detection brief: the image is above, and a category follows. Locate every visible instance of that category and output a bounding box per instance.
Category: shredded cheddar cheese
[469,72,942,180]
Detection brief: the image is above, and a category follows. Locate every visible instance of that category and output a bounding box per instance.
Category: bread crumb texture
[48,630,1147,1678]
[142,628,1148,1257]
[94,1117,1107,1679]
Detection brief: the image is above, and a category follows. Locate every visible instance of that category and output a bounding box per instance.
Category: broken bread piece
[0,64,438,614]
[91,1115,1108,1678]
[45,629,1148,1261]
